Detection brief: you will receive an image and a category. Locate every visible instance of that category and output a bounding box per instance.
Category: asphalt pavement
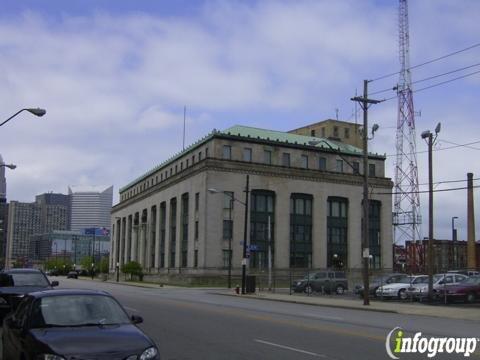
[51,277,480,359]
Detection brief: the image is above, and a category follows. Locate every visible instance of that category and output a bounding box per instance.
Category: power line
[382,68,480,102]
[385,139,480,157]
[370,42,480,82]
[370,62,480,96]
[374,184,480,196]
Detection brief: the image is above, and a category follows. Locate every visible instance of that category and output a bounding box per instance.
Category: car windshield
[413,277,428,284]
[8,273,49,287]
[303,272,324,280]
[30,295,131,328]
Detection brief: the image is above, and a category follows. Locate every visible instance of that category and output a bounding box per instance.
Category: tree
[120,261,143,281]
[99,256,109,274]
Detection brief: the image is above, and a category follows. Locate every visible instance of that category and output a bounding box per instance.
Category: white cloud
[0,1,479,239]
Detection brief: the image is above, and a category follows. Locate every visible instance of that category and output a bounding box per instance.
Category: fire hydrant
[235,285,240,294]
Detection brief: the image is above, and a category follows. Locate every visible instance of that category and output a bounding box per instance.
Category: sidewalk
[76,277,480,322]
[216,290,480,321]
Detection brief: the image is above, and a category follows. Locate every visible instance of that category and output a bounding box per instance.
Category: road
[53,278,479,359]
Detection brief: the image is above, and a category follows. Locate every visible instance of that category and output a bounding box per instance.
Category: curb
[211,291,398,314]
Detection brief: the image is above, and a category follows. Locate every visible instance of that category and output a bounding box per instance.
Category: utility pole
[421,123,440,302]
[351,80,381,306]
[241,175,250,295]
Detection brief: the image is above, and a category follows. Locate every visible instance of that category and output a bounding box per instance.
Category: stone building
[289,119,363,149]
[110,123,393,283]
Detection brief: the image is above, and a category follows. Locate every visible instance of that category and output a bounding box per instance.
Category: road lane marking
[254,339,326,357]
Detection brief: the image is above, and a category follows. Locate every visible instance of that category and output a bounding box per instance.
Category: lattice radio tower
[393,0,422,270]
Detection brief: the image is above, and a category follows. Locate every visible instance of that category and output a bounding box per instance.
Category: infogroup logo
[385,327,479,359]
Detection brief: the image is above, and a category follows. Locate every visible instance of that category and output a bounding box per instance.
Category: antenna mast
[393,0,422,272]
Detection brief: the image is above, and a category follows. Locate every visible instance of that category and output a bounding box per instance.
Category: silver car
[407,273,468,300]
[376,275,428,300]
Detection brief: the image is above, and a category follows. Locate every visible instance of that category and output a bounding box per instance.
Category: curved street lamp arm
[314,139,360,175]
[0,108,46,127]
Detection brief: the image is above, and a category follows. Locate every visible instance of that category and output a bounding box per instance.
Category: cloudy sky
[0,0,479,241]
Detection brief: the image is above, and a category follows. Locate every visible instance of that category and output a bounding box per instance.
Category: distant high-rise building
[0,154,7,204]
[6,199,69,268]
[36,193,71,229]
[69,186,113,232]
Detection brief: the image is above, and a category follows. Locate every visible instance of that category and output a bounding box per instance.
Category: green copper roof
[221,125,363,155]
[120,124,383,193]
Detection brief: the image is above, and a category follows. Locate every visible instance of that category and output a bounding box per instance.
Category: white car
[376,275,428,300]
[407,273,468,300]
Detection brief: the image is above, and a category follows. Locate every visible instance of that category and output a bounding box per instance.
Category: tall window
[222,250,231,269]
[223,145,232,160]
[282,153,290,167]
[344,128,350,139]
[150,206,156,269]
[195,192,200,212]
[243,148,252,162]
[301,155,308,169]
[321,127,326,137]
[319,157,327,170]
[369,163,376,177]
[181,193,189,268]
[160,202,166,268]
[264,150,272,165]
[169,198,177,268]
[194,250,198,268]
[290,194,313,268]
[327,197,348,269]
[336,159,344,172]
[250,190,275,269]
[223,192,233,240]
[310,129,316,136]
[369,200,381,269]
[333,126,339,138]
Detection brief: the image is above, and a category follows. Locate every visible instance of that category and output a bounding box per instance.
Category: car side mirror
[131,315,143,324]
[51,281,59,287]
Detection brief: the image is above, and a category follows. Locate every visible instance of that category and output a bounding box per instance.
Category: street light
[312,124,379,306]
[452,216,458,269]
[0,164,16,170]
[208,188,247,289]
[0,108,46,128]
[421,122,441,302]
[116,262,120,282]
[208,175,250,294]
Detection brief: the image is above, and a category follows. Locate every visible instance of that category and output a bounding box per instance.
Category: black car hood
[31,324,154,359]
[0,286,52,295]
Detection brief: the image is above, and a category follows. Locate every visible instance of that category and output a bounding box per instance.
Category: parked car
[447,269,480,277]
[438,275,480,303]
[66,271,78,279]
[0,269,58,321]
[376,275,428,300]
[407,273,468,300]
[291,271,348,294]
[46,269,59,276]
[2,289,159,360]
[354,273,408,297]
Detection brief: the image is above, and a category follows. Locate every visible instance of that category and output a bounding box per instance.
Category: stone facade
[111,126,393,283]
